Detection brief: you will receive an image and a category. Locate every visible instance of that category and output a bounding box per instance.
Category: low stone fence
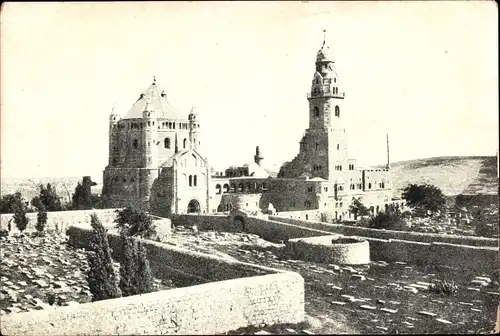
[0,209,122,233]
[269,215,498,247]
[285,235,370,265]
[1,225,305,335]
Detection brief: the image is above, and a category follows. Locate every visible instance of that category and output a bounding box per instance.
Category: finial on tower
[322,29,327,47]
[153,75,156,84]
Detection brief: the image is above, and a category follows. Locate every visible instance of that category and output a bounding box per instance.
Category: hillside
[389,156,498,197]
[0,177,86,204]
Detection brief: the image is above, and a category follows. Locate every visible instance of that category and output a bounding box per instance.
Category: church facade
[101,34,404,221]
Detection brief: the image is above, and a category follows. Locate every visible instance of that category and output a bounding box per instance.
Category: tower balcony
[307,91,345,99]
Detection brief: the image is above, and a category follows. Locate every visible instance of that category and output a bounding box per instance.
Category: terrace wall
[1,225,305,335]
[175,214,499,275]
[269,215,498,247]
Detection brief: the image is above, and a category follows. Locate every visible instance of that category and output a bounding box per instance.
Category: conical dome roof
[124,77,177,119]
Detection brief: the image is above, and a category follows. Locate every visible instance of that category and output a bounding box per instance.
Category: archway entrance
[187,199,201,214]
[234,215,246,231]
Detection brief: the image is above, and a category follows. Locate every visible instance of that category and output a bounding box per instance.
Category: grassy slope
[389,156,498,197]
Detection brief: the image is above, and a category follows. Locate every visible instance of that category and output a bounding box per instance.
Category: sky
[1,1,498,180]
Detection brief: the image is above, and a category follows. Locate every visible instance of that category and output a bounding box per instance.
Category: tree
[32,183,62,212]
[86,213,121,301]
[115,207,155,238]
[135,241,154,294]
[1,192,23,214]
[119,238,154,296]
[36,205,48,236]
[349,198,371,219]
[12,193,29,232]
[119,237,138,297]
[402,184,446,217]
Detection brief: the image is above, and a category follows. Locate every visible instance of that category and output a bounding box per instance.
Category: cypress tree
[119,237,138,297]
[86,213,121,301]
[135,241,154,294]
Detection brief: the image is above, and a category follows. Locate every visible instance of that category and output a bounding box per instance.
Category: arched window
[230,184,236,192]
[335,105,340,117]
[223,184,229,193]
[183,138,187,149]
[337,144,340,150]
[164,138,170,149]
[189,175,193,187]
[313,106,320,117]
[132,139,138,149]
[215,184,221,194]
[238,183,243,192]
[368,183,372,189]
[193,175,197,187]
[315,142,319,150]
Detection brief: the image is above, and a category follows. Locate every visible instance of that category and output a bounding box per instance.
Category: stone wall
[285,235,370,265]
[174,214,498,275]
[269,215,498,247]
[0,209,121,233]
[2,225,305,335]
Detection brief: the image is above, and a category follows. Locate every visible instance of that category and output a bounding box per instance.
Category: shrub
[36,205,48,236]
[428,279,458,296]
[115,206,155,238]
[86,213,121,301]
[368,208,407,231]
[0,230,9,237]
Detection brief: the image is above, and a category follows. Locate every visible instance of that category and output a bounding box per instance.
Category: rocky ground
[169,226,499,335]
[1,228,498,335]
[0,233,174,315]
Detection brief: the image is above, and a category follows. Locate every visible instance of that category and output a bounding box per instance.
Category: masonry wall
[173,214,498,275]
[1,225,305,335]
[0,209,121,233]
[269,215,498,247]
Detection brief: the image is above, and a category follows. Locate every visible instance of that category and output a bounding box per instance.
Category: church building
[101,32,404,221]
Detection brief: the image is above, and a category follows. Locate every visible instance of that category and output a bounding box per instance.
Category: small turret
[254,146,264,166]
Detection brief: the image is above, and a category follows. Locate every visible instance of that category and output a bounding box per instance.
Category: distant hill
[389,156,498,197]
[0,177,94,204]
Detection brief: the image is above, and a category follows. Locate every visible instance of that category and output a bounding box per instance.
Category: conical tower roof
[124,76,177,119]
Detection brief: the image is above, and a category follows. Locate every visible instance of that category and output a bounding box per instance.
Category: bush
[115,206,155,238]
[86,213,121,301]
[428,279,458,296]
[36,205,48,236]
[368,208,407,231]
[349,198,371,219]
[119,237,154,297]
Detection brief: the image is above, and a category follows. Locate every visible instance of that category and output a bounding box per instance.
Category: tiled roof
[124,78,178,119]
